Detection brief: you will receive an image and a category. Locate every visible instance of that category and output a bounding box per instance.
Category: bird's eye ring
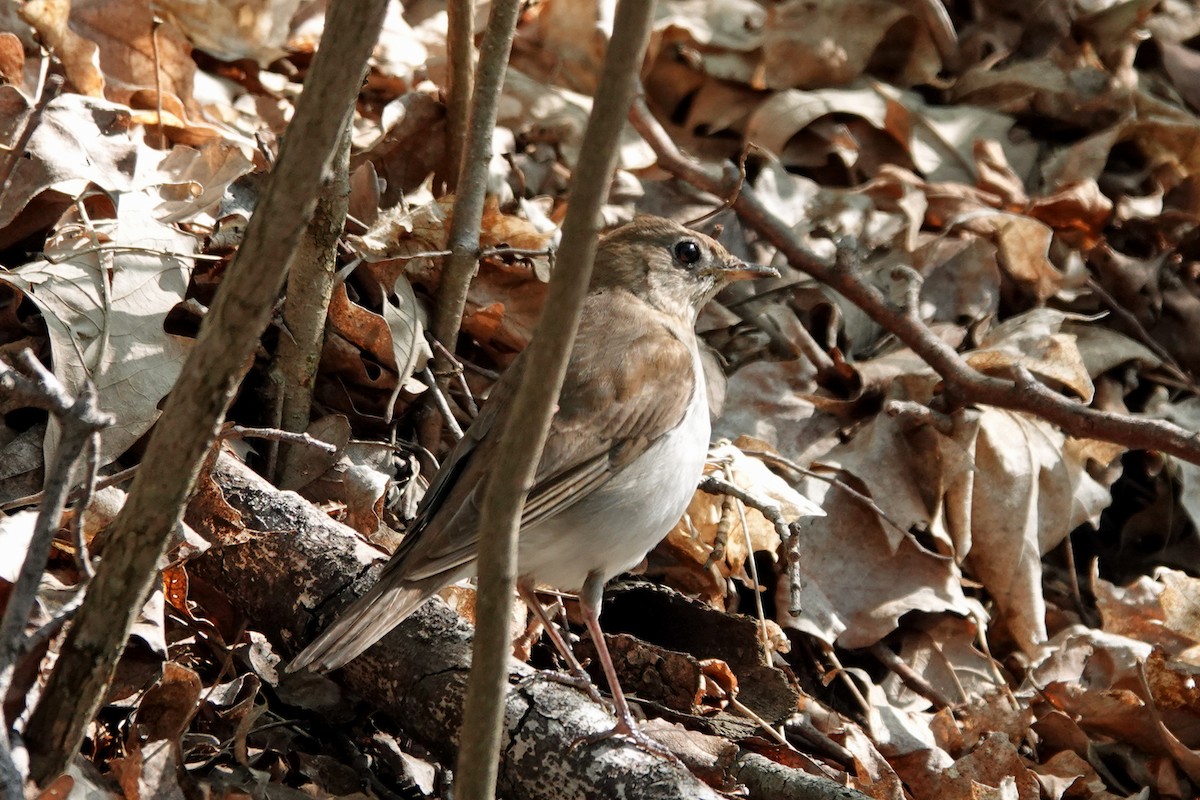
[673,239,702,266]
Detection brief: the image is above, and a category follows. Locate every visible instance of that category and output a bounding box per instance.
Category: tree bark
[186,453,723,800]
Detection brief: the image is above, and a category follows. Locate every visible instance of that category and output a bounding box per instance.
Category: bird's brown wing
[387,290,697,579]
[288,292,697,671]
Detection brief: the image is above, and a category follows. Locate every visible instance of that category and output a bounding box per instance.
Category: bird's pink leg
[574,572,676,759]
[517,582,607,706]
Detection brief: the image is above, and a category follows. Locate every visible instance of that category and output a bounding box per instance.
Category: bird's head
[591,216,778,320]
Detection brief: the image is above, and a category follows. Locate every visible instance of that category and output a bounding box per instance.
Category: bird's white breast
[516,346,710,593]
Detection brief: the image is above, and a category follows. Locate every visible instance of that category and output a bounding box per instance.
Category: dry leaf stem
[21,0,392,782]
[630,99,1200,466]
[455,2,659,798]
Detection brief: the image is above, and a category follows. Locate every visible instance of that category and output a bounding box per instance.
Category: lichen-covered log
[186,452,724,800]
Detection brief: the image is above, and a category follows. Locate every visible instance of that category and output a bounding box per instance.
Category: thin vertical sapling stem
[452,2,660,798]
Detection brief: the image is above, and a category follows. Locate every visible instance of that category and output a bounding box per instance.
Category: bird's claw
[569,714,680,763]
[522,669,609,708]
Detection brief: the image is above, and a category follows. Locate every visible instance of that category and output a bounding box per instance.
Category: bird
[288,215,777,743]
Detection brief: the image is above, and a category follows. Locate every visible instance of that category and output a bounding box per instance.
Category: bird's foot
[522,668,609,708]
[571,712,680,763]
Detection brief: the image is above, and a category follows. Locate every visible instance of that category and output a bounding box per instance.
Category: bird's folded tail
[286,581,434,672]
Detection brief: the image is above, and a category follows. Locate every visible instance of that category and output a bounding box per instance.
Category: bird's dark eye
[673,239,702,265]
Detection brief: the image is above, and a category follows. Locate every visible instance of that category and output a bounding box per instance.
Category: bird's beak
[714,260,780,281]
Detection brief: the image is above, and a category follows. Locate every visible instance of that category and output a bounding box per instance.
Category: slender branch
[0,465,137,513]
[442,0,475,192]
[222,425,339,453]
[432,0,522,394]
[22,0,392,782]
[454,4,659,799]
[270,120,353,478]
[868,642,953,710]
[67,434,101,580]
[421,367,465,441]
[698,473,803,618]
[630,99,1200,465]
[0,353,111,711]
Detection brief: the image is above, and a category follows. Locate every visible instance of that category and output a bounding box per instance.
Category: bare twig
[1086,277,1197,393]
[150,15,165,148]
[68,434,101,580]
[868,642,953,710]
[23,0,392,781]
[0,353,111,709]
[41,244,224,264]
[630,99,1200,465]
[270,120,353,478]
[432,0,524,396]
[0,465,137,513]
[455,4,659,799]
[421,367,465,440]
[222,425,339,454]
[685,140,750,228]
[425,336,482,417]
[699,472,806,618]
[19,589,81,661]
[441,0,475,192]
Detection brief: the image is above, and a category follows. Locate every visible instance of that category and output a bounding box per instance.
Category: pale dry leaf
[653,0,765,54]
[966,308,1097,402]
[745,83,1037,186]
[109,740,184,800]
[760,0,941,89]
[134,139,256,224]
[715,360,840,469]
[1155,397,1200,531]
[312,441,394,538]
[61,0,196,109]
[930,733,1040,800]
[856,673,943,756]
[841,724,908,800]
[782,470,974,647]
[19,0,104,97]
[1063,322,1162,377]
[1158,569,1200,662]
[806,383,954,553]
[0,510,37,583]
[156,0,305,65]
[1030,751,1107,800]
[277,414,352,493]
[500,68,655,170]
[1042,111,1200,190]
[957,213,1063,302]
[0,94,138,232]
[914,235,1002,323]
[881,614,1004,709]
[960,408,1116,653]
[1,216,195,470]
[379,274,432,422]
